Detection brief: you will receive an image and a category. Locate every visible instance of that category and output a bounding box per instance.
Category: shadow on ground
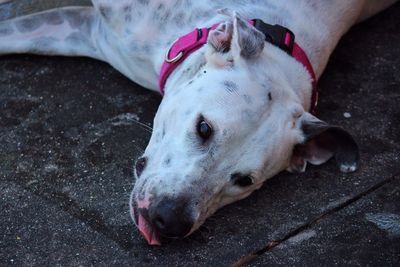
[0,2,399,267]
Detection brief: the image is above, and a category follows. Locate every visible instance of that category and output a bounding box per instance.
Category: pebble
[343,112,351,118]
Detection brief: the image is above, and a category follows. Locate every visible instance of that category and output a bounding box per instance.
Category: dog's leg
[0,6,102,60]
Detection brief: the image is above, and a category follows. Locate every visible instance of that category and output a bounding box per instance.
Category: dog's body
[0,0,397,245]
[0,1,396,87]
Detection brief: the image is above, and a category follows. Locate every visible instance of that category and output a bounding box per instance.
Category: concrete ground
[1,2,399,267]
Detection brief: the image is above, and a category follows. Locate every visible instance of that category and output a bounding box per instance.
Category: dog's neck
[117,1,364,92]
[151,3,364,110]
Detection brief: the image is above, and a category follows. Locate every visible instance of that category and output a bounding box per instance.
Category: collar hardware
[252,19,295,55]
[165,49,184,63]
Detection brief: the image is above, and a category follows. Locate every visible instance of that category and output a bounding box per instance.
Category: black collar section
[252,19,295,55]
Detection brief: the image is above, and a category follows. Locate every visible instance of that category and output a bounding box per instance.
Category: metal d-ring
[165,47,184,63]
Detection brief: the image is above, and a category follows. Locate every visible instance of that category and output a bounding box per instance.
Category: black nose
[135,156,147,177]
[149,197,193,238]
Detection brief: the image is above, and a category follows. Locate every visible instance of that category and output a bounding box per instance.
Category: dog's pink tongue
[138,213,161,246]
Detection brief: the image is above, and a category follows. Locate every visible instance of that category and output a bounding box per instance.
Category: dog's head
[130,11,359,245]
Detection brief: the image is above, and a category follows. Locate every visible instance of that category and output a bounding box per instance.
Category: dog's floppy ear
[207,9,265,59]
[288,112,359,173]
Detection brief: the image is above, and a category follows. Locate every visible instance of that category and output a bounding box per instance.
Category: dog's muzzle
[132,195,194,245]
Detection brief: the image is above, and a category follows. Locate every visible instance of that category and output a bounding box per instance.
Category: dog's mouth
[132,205,162,245]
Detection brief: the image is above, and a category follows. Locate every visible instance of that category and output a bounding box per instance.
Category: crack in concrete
[15,181,135,251]
[230,173,400,267]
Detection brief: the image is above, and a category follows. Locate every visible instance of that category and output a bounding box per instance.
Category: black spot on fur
[123,5,132,13]
[223,80,239,93]
[136,177,149,200]
[268,92,272,101]
[123,5,132,22]
[64,9,86,29]
[43,11,63,25]
[243,94,253,104]
[163,156,172,167]
[138,0,149,5]
[162,123,166,138]
[157,3,165,10]
[99,5,112,22]
[15,17,43,33]
[173,12,185,25]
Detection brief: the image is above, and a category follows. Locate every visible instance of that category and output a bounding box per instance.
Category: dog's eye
[231,173,254,187]
[197,120,212,140]
[135,157,147,178]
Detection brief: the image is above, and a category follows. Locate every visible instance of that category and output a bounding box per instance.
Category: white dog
[0,0,397,245]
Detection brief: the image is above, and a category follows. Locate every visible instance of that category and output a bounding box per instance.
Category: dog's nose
[149,197,193,238]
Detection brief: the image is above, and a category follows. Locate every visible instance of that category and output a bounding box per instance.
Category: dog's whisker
[129,120,153,133]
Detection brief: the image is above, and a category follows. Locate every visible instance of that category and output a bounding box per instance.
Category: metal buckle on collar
[253,19,295,55]
[165,49,183,63]
[165,36,184,63]
[164,29,204,64]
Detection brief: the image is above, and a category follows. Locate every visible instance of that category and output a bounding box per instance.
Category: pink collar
[159,19,318,114]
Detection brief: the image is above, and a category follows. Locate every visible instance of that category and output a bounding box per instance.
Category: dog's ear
[207,9,265,60]
[208,21,234,54]
[231,12,265,59]
[288,112,359,173]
